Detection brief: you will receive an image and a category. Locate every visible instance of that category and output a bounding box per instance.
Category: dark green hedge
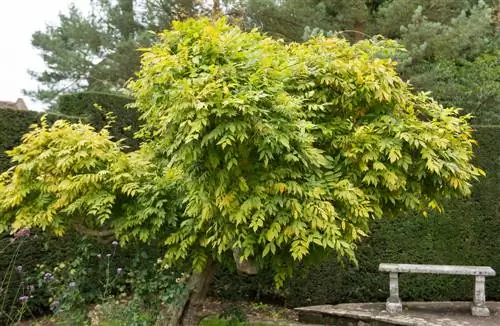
[213,125,500,307]
[54,92,139,150]
[0,108,74,172]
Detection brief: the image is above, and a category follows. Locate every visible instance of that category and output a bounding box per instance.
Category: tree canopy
[242,0,499,123]
[4,19,483,285]
[27,1,498,123]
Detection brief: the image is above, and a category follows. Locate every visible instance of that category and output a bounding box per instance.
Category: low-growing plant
[25,239,126,317]
[220,304,248,323]
[88,297,156,326]
[0,229,36,325]
[17,238,188,325]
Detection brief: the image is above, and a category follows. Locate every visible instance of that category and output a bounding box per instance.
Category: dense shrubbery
[54,92,139,150]
[0,230,183,324]
[213,126,500,306]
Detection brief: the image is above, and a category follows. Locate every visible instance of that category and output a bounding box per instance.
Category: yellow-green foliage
[128,18,482,283]
[0,118,181,243]
[0,18,484,285]
[0,119,125,234]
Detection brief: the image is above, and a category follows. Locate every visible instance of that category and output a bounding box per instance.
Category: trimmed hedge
[0,108,74,172]
[54,92,139,150]
[213,125,500,307]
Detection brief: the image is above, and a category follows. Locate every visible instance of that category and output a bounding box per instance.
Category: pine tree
[25,0,201,104]
[385,0,500,124]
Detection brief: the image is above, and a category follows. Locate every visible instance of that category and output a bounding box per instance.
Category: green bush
[0,231,175,324]
[213,126,500,306]
[54,92,139,150]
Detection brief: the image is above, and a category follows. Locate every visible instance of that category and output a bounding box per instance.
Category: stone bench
[379,263,496,317]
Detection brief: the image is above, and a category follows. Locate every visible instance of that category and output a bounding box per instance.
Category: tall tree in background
[376,0,499,124]
[242,0,375,41]
[25,0,202,104]
[241,0,498,124]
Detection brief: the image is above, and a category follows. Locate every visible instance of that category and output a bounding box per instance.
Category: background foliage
[26,0,207,103]
[27,1,499,124]
[54,92,139,150]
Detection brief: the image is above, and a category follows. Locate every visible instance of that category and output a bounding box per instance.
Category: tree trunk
[158,260,216,326]
[212,0,222,18]
[157,251,257,325]
[180,259,216,325]
[353,21,365,43]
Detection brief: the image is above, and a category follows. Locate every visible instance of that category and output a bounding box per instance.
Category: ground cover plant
[0,18,483,325]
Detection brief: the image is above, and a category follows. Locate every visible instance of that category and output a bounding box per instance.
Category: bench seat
[379,263,496,317]
[379,263,496,276]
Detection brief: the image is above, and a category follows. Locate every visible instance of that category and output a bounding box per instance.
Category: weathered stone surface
[378,264,496,276]
[296,302,500,326]
[386,302,402,314]
[472,305,491,317]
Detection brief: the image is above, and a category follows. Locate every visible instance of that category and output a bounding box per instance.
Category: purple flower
[19,295,29,302]
[112,240,119,246]
[14,228,30,238]
[69,281,76,288]
[50,300,60,310]
[43,272,54,281]
[116,268,123,274]
[15,265,23,273]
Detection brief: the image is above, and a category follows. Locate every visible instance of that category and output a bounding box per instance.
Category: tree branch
[73,223,115,237]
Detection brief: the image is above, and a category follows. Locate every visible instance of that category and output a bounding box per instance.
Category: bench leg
[471,276,490,316]
[386,272,402,314]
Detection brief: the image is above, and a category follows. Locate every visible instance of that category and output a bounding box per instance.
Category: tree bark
[180,259,216,325]
[159,260,216,326]
[212,0,222,18]
[157,251,257,325]
[353,21,365,43]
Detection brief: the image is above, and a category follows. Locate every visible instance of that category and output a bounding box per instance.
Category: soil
[17,297,305,325]
[198,297,301,324]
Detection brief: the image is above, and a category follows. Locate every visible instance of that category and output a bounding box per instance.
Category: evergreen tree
[25,0,202,104]
[384,0,500,124]
[242,0,377,41]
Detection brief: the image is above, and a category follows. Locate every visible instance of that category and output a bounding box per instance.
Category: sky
[0,0,90,111]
